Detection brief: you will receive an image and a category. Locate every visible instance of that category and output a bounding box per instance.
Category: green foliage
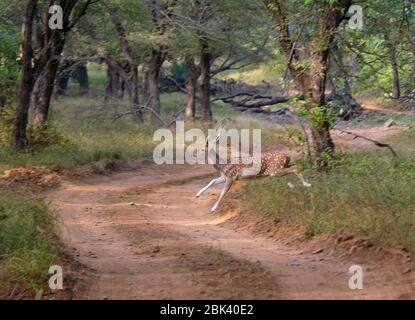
[0,30,19,106]
[0,191,57,294]
[242,150,415,251]
[0,106,15,149]
[163,60,187,87]
[0,1,20,107]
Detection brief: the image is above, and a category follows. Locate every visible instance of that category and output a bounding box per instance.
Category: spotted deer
[196,133,311,213]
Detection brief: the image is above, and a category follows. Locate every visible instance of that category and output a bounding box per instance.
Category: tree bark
[105,62,121,101]
[56,59,74,96]
[146,49,165,122]
[11,0,37,151]
[389,45,400,99]
[29,0,94,126]
[185,55,197,121]
[30,37,64,125]
[74,63,89,95]
[199,39,212,121]
[410,40,415,88]
[130,66,142,122]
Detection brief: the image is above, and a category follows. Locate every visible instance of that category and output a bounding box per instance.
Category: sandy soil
[50,156,414,300]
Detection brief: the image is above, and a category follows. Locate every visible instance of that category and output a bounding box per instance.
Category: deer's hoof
[288,182,294,189]
[303,182,312,188]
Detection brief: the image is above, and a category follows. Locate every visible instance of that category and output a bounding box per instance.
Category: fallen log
[215,92,304,110]
[333,128,398,158]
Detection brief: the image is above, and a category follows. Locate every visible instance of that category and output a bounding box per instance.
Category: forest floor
[48,122,415,300]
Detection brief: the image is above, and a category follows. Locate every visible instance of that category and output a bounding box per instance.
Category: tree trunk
[120,80,125,100]
[385,35,400,99]
[56,59,74,96]
[74,63,89,95]
[199,39,212,121]
[105,63,118,101]
[30,36,65,126]
[185,55,197,121]
[130,66,142,122]
[146,49,165,123]
[146,68,161,119]
[11,0,37,151]
[410,39,415,87]
[390,48,400,99]
[30,57,61,125]
[306,50,335,158]
[262,0,353,165]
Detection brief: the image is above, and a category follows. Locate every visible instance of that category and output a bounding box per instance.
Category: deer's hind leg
[283,166,312,188]
[196,175,226,198]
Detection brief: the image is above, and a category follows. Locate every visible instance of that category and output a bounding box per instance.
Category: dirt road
[51,161,414,300]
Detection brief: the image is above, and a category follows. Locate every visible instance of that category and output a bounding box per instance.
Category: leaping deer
[196,132,311,213]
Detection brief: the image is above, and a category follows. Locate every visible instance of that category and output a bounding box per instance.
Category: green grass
[0,96,160,172]
[241,150,415,251]
[220,59,286,86]
[0,191,58,297]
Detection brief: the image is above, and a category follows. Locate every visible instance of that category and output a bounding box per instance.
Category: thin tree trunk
[146,49,165,123]
[11,0,37,151]
[385,35,400,99]
[199,39,212,121]
[74,63,89,95]
[56,59,74,96]
[30,49,62,125]
[130,66,142,122]
[185,55,197,121]
[410,40,415,87]
[147,68,161,118]
[390,48,400,99]
[307,50,335,158]
[105,63,117,101]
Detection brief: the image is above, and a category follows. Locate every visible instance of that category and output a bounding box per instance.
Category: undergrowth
[241,148,415,251]
[0,191,57,298]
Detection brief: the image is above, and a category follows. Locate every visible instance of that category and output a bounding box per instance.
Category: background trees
[0,0,414,164]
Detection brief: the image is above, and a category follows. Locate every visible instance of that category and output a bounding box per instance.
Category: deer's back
[220,152,291,178]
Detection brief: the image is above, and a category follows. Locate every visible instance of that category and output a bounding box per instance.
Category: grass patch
[0,97,158,172]
[0,191,58,297]
[241,151,415,251]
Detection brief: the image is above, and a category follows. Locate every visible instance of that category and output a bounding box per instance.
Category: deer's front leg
[196,176,226,198]
[211,177,233,213]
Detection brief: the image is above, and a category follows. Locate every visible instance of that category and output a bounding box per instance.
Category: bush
[27,124,70,151]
